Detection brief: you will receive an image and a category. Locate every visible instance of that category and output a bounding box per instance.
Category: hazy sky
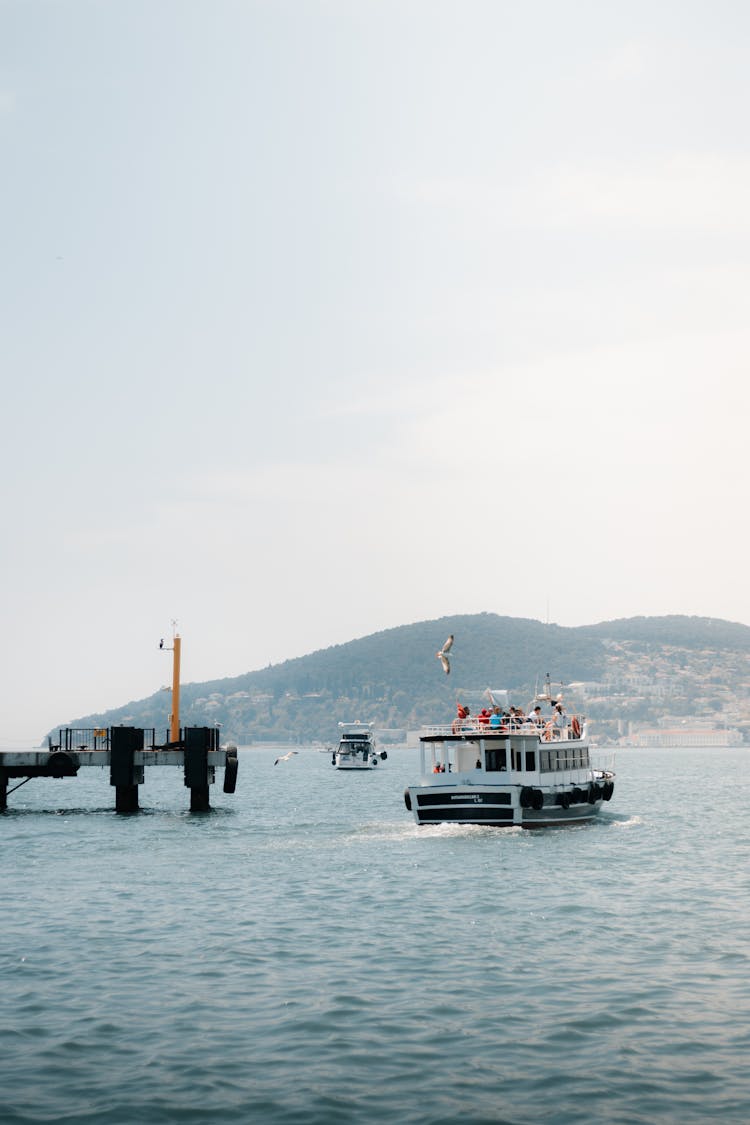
[3,0,750,743]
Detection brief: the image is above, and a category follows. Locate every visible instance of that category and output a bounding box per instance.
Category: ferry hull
[406,785,608,828]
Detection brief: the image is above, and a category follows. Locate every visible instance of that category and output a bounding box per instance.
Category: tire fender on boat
[404,789,412,811]
[531,789,544,811]
[520,787,533,809]
[560,791,571,810]
[380,751,388,760]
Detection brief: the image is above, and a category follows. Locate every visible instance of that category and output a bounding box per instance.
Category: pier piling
[110,726,144,812]
[184,726,217,812]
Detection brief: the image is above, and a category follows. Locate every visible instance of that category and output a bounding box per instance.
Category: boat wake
[609,813,643,829]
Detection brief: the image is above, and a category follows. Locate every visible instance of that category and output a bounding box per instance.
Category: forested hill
[56,613,750,744]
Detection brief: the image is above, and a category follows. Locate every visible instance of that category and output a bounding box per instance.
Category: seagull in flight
[436,634,454,675]
[274,751,298,765]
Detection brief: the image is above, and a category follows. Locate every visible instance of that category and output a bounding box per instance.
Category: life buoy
[571,716,581,739]
[404,789,412,811]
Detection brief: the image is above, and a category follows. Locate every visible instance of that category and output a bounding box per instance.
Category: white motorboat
[404,681,614,827]
[332,722,387,770]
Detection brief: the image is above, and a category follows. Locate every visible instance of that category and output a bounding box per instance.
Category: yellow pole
[170,633,181,743]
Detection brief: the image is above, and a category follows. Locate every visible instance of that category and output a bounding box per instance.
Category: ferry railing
[591,750,616,776]
[422,722,573,738]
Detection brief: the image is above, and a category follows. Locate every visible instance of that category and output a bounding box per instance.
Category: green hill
[55,613,750,744]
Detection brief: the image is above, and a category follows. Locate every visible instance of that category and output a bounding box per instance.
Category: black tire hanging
[223,753,239,793]
[47,751,79,778]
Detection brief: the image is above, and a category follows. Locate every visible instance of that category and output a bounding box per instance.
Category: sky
[2,0,750,743]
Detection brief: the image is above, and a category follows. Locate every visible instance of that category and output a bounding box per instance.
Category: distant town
[560,638,748,746]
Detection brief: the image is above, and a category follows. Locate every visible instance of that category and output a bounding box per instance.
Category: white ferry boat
[404,686,614,827]
[332,722,388,770]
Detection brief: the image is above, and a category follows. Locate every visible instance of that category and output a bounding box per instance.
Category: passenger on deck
[529,705,544,728]
[452,704,470,733]
[477,708,491,727]
[554,702,567,733]
[489,707,503,729]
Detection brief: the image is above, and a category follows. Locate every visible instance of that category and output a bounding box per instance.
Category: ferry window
[525,750,536,772]
[485,747,507,772]
[511,748,521,770]
[540,750,551,771]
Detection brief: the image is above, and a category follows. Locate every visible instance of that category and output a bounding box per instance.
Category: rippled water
[3,746,750,1124]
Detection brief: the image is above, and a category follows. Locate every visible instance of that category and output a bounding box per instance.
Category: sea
[3,744,750,1125]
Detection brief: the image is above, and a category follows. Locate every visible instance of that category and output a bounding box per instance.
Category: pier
[1,627,238,813]
[0,725,239,812]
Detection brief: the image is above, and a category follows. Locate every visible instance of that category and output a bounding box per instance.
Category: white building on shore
[630,727,743,747]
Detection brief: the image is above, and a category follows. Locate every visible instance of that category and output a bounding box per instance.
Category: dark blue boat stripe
[415,791,512,806]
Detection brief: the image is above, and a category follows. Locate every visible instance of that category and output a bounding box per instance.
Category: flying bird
[436,634,454,675]
[274,751,298,765]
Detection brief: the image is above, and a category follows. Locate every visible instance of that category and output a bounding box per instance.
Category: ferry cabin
[422,731,592,779]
